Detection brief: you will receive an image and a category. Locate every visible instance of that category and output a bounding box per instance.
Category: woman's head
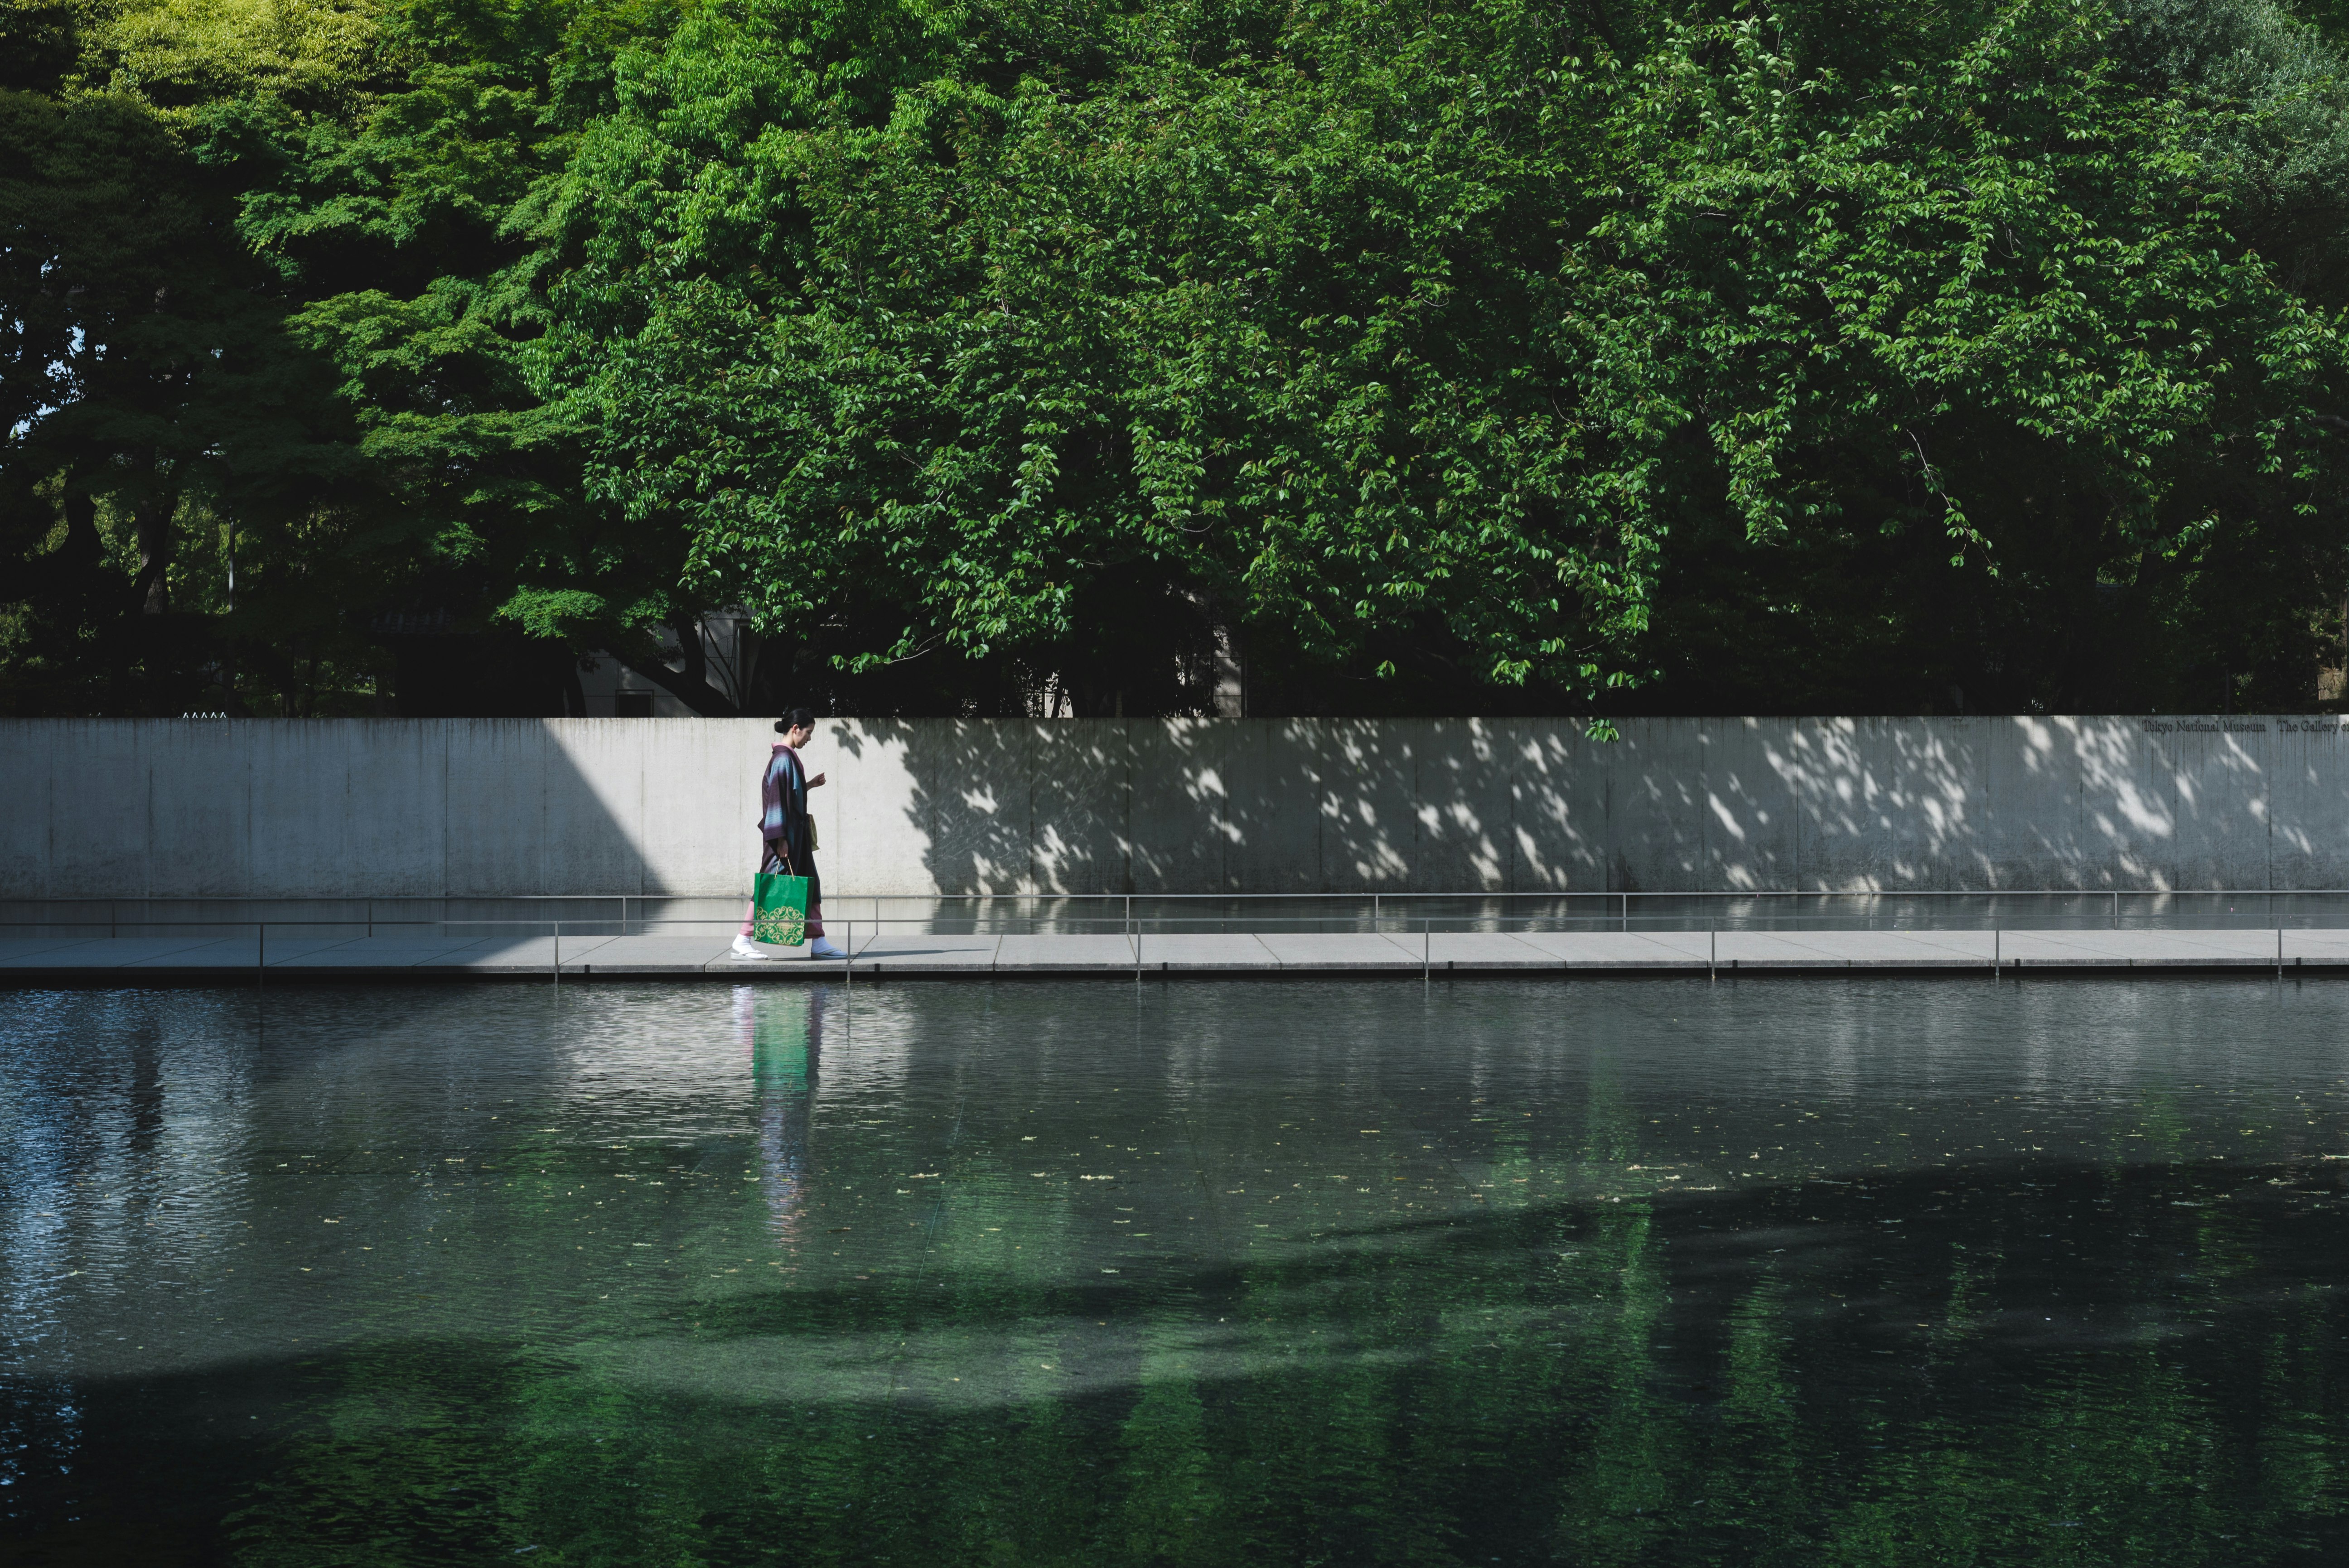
[775,707,817,744]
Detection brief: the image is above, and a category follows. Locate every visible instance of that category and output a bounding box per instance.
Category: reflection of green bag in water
[754,1034,810,1092]
[751,873,809,946]
[742,988,815,1090]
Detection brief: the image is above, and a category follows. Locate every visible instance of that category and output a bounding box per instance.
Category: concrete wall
[2,714,2341,897]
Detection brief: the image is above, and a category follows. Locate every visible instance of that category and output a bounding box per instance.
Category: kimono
[742,741,824,937]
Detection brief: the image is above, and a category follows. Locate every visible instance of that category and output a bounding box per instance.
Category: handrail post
[1709,926,1716,984]
[554,920,560,986]
[1423,917,1431,983]
[256,921,264,988]
[1993,926,2000,981]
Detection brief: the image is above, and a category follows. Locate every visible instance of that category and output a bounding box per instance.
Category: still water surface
[3,978,2348,1565]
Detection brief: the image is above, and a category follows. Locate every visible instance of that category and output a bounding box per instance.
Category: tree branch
[600,639,739,716]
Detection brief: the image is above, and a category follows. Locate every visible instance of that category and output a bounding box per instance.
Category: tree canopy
[8,0,2349,717]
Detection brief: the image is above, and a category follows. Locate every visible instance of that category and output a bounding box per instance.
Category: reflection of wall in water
[11,715,2349,894]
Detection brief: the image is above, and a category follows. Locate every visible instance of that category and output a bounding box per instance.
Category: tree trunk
[668,613,710,693]
[131,468,175,616]
[59,492,103,574]
[602,637,739,716]
[744,634,796,715]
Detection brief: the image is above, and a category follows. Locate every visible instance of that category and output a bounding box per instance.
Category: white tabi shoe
[729,935,772,961]
[808,937,846,960]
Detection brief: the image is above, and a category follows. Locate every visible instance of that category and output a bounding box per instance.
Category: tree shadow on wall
[831,718,1612,897]
[827,714,2349,900]
[831,718,1152,896]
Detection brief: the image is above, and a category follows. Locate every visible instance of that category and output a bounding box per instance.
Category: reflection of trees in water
[522,1170,2348,1563]
[143,1164,2349,1565]
[740,984,821,1251]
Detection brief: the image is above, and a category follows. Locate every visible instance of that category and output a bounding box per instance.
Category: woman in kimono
[732,708,846,960]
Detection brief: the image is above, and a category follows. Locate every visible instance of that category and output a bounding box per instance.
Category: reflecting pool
[4,978,2349,1565]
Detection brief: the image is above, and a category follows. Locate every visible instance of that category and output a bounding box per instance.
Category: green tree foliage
[6,0,2349,717]
[238,0,766,714]
[529,0,2349,715]
[1615,0,2349,714]
[0,70,382,712]
[0,0,408,714]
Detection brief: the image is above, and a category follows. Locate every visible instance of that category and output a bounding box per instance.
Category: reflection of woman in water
[738,984,821,1250]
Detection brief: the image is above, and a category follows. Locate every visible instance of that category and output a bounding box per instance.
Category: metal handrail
[7,888,2341,948]
[13,888,2349,903]
[17,911,2349,931]
[9,909,2336,991]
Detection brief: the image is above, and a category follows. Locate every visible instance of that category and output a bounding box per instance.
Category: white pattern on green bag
[751,872,809,946]
[753,905,805,945]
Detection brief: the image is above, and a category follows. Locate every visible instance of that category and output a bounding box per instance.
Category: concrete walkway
[5,926,2349,981]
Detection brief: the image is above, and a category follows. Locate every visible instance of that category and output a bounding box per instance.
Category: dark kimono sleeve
[770,749,812,868]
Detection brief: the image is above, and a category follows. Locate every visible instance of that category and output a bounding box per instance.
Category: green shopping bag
[750,873,810,946]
